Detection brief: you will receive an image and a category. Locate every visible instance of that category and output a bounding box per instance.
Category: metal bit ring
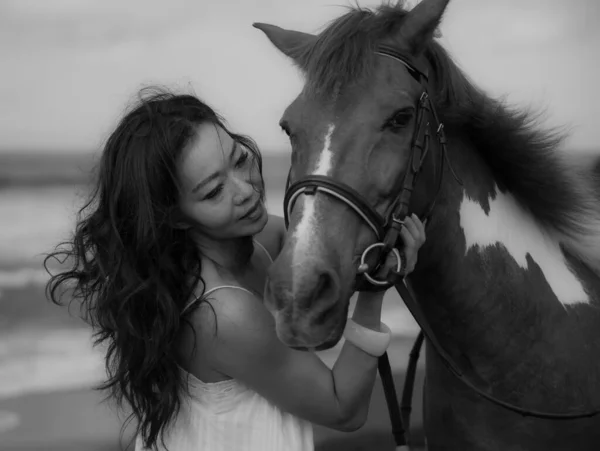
[358,242,403,286]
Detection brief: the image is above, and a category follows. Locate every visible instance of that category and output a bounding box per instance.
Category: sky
[0,0,598,154]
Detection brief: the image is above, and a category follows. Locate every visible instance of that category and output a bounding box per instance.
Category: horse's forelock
[294,3,411,97]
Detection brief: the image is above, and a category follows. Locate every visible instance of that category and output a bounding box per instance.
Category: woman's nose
[232,174,255,205]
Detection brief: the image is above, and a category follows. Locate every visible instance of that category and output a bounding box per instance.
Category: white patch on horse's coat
[459,185,589,306]
[291,124,335,293]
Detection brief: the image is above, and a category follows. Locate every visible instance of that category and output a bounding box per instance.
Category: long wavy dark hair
[44,87,263,450]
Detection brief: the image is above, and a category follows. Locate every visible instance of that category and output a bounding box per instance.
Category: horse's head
[256,0,451,350]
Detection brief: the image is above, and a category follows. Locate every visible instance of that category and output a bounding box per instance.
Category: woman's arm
[190,287,387,431]
[328,289,386,429]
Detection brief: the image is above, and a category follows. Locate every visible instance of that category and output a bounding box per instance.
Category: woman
[45,88,426,451]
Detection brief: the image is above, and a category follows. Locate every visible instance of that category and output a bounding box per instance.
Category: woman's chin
[248,205,269,233]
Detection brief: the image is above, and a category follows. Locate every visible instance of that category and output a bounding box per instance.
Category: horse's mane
[293,1,600,272]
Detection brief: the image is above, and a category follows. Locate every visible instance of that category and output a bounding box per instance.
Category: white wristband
[343,319,392,357]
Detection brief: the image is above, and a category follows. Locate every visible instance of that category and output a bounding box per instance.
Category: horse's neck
[409,141,600,389]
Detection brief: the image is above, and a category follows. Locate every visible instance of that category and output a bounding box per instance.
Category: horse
[253,0,600,449]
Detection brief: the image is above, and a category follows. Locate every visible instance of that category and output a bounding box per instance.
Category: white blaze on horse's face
[291,123,335,293]
[459,185,590,306]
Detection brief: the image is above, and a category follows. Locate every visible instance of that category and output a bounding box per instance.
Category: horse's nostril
[314,271,339,305]
[315,274,331,301]
[312,265,340,311]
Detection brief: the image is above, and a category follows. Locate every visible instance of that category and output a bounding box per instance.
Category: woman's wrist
[352,291,385,330]
[343,319,391,357]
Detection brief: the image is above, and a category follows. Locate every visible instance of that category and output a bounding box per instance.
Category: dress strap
[181,285,254,316]
[253,239,273,263]
[182,241,273,316]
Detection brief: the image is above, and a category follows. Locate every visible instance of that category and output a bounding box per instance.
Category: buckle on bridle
[436,123,447,145]
[357,242,405,287]
[391,215,404,227]
[304,185,318,195]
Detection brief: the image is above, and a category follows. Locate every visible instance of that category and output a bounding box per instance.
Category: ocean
[0,152,419,412]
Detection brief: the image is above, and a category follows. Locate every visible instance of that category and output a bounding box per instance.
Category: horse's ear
[397,0,450,54]
[253,23,316,62]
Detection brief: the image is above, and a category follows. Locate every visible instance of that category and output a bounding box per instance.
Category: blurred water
[0,156,418,402]
[0,186,85,268]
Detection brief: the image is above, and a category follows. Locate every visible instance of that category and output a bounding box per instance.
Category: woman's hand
[400,213,427,274]
[373,213,427,280]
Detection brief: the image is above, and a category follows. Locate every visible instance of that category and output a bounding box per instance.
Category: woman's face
[177,123,267,239]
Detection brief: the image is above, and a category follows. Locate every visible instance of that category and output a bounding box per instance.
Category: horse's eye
[384,109,414,131]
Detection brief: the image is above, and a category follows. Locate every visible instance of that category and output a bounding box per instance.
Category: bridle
[282,44,600,449]
[284,43,455,291]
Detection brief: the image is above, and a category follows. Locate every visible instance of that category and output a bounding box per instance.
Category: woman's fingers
[400,226,416,250]
[371,214,428,279]
[403,214,426,245]
[399,214,427,273]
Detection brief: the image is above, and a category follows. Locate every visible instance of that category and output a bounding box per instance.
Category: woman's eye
[235,151,249,168]
[204,185,223,200]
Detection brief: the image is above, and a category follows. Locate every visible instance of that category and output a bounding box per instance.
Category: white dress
[135,242,314,451]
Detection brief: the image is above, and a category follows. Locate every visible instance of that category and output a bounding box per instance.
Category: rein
[283,44,600,449]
